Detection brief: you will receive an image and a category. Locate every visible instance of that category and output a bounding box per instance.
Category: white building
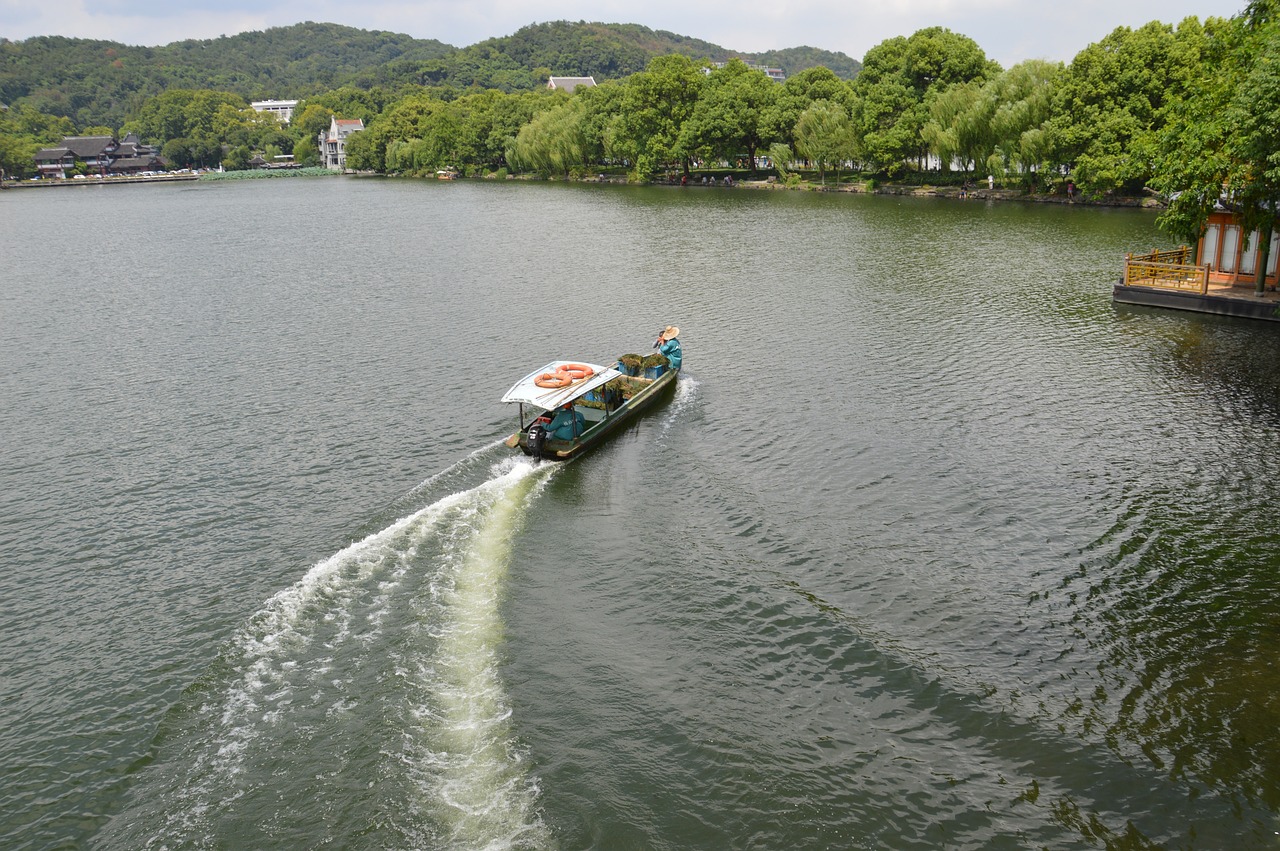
[320,116,365,171]
[547,76,597,93]
[707,62,785,82]
[251,99,299,124]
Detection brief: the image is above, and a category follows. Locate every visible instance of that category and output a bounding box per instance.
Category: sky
[0,0,1250,68]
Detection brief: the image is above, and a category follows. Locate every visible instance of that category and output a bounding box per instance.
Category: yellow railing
[1124,246,1208,294]
[1130,246,1192,265]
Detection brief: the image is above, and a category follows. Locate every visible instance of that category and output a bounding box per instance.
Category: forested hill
[442,22,862,84]
[0,23,454,128]
[0,20,860,130]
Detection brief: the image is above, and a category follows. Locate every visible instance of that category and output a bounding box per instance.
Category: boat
[501,356,679,460]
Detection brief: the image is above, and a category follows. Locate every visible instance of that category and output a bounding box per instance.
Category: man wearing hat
[656,325,682,371]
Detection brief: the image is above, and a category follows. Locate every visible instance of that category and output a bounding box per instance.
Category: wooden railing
[1124,246,1209,294]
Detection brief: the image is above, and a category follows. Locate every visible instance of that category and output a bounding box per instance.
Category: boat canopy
[501,360,623,409]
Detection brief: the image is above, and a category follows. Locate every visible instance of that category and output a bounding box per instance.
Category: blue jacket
[547,407,585,440]
[659,338,682,370]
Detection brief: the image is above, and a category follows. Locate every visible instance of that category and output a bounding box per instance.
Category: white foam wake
[126,456,556,849]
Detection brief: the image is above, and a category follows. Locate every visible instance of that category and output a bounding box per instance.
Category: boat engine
[527,422,548,457]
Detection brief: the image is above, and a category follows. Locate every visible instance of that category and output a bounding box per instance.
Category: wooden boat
[501,358,679,460]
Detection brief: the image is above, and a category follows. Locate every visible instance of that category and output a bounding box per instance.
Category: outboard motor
[527,422,548,458]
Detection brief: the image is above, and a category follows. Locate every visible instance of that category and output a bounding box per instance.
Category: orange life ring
[557,363,595,380]
[534,372,573,388]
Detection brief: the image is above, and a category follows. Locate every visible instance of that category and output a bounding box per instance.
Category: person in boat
[546,402,585,440]
[656,325,682,371]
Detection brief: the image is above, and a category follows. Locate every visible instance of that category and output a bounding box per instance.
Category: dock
[1114,247,1280,323]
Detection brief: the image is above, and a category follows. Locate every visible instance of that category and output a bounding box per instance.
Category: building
[1115,206,1280,322]
[320,117,364,171]
[1196,208,1280,287]
[547,76,597,93]
[32,134,164,178]
[251,99,299,124]
[707,61,785,82]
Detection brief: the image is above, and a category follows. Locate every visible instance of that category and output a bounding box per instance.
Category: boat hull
[511,368,678,460]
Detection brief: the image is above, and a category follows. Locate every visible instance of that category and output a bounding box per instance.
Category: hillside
[420,22,862,89]
[0,23,456,128]
[0,20,861,129]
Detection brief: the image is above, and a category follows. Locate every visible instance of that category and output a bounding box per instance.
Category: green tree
[922,59,1063,180]
[509,95,591,176]
[762,66,855,150]
[679,58,777,171]
[985,60,1063,183]
[222,144,251,171]
[609,54,705,179]
[453,89,547,170]
[851,28,999,174]
[123,89,246,146]
[921,81,986,173]
[1152,4,1279,292]
[0,103,74,178]
[794,99,856,184]
[1050,18,1211,194]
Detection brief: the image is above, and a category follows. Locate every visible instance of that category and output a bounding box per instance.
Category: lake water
[2,177,1279,850]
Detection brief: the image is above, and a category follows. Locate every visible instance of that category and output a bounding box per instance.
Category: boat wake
[656,372,699,440]
[101,451,557,850]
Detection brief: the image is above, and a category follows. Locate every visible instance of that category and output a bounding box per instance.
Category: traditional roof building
[1116,204,1280,322]
[547,76,597,93]
[32,135,164,178]
[320,116,364,171]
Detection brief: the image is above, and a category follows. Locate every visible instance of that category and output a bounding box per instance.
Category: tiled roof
[61,136,116,157]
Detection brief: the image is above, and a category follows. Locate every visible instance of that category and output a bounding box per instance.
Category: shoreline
[4,173,200,189]
[498,171,1163,209]
[2,170,1162,209]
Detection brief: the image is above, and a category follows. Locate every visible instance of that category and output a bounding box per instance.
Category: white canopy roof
[501,360,623,409]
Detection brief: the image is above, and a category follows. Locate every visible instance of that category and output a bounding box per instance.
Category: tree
[222,144,251,171]
[921,81,986,173]
[1151,4,1280,292]
[509,95,591,176]
[1051,18,1211,194]
[851,28,1000,174]
[608,54,705,179]
[794,100,856,184]
[763,66,856,150]
[679,59,777,171]
[985,60,1063,183]
[0,103,74,178]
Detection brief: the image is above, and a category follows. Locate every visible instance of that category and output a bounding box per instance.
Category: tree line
[5,4,1279,249]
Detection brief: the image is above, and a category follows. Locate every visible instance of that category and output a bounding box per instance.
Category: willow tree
[985,60,1064,184]
[508,95,591,176]
[794,100,856,184]
[921,81,986,173]
[1152,3,1279,293]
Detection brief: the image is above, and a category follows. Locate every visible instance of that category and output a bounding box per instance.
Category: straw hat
[663,325,680,339]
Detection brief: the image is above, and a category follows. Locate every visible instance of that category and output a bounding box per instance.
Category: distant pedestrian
[1067,180,1075,201]
[987,174,994,190]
